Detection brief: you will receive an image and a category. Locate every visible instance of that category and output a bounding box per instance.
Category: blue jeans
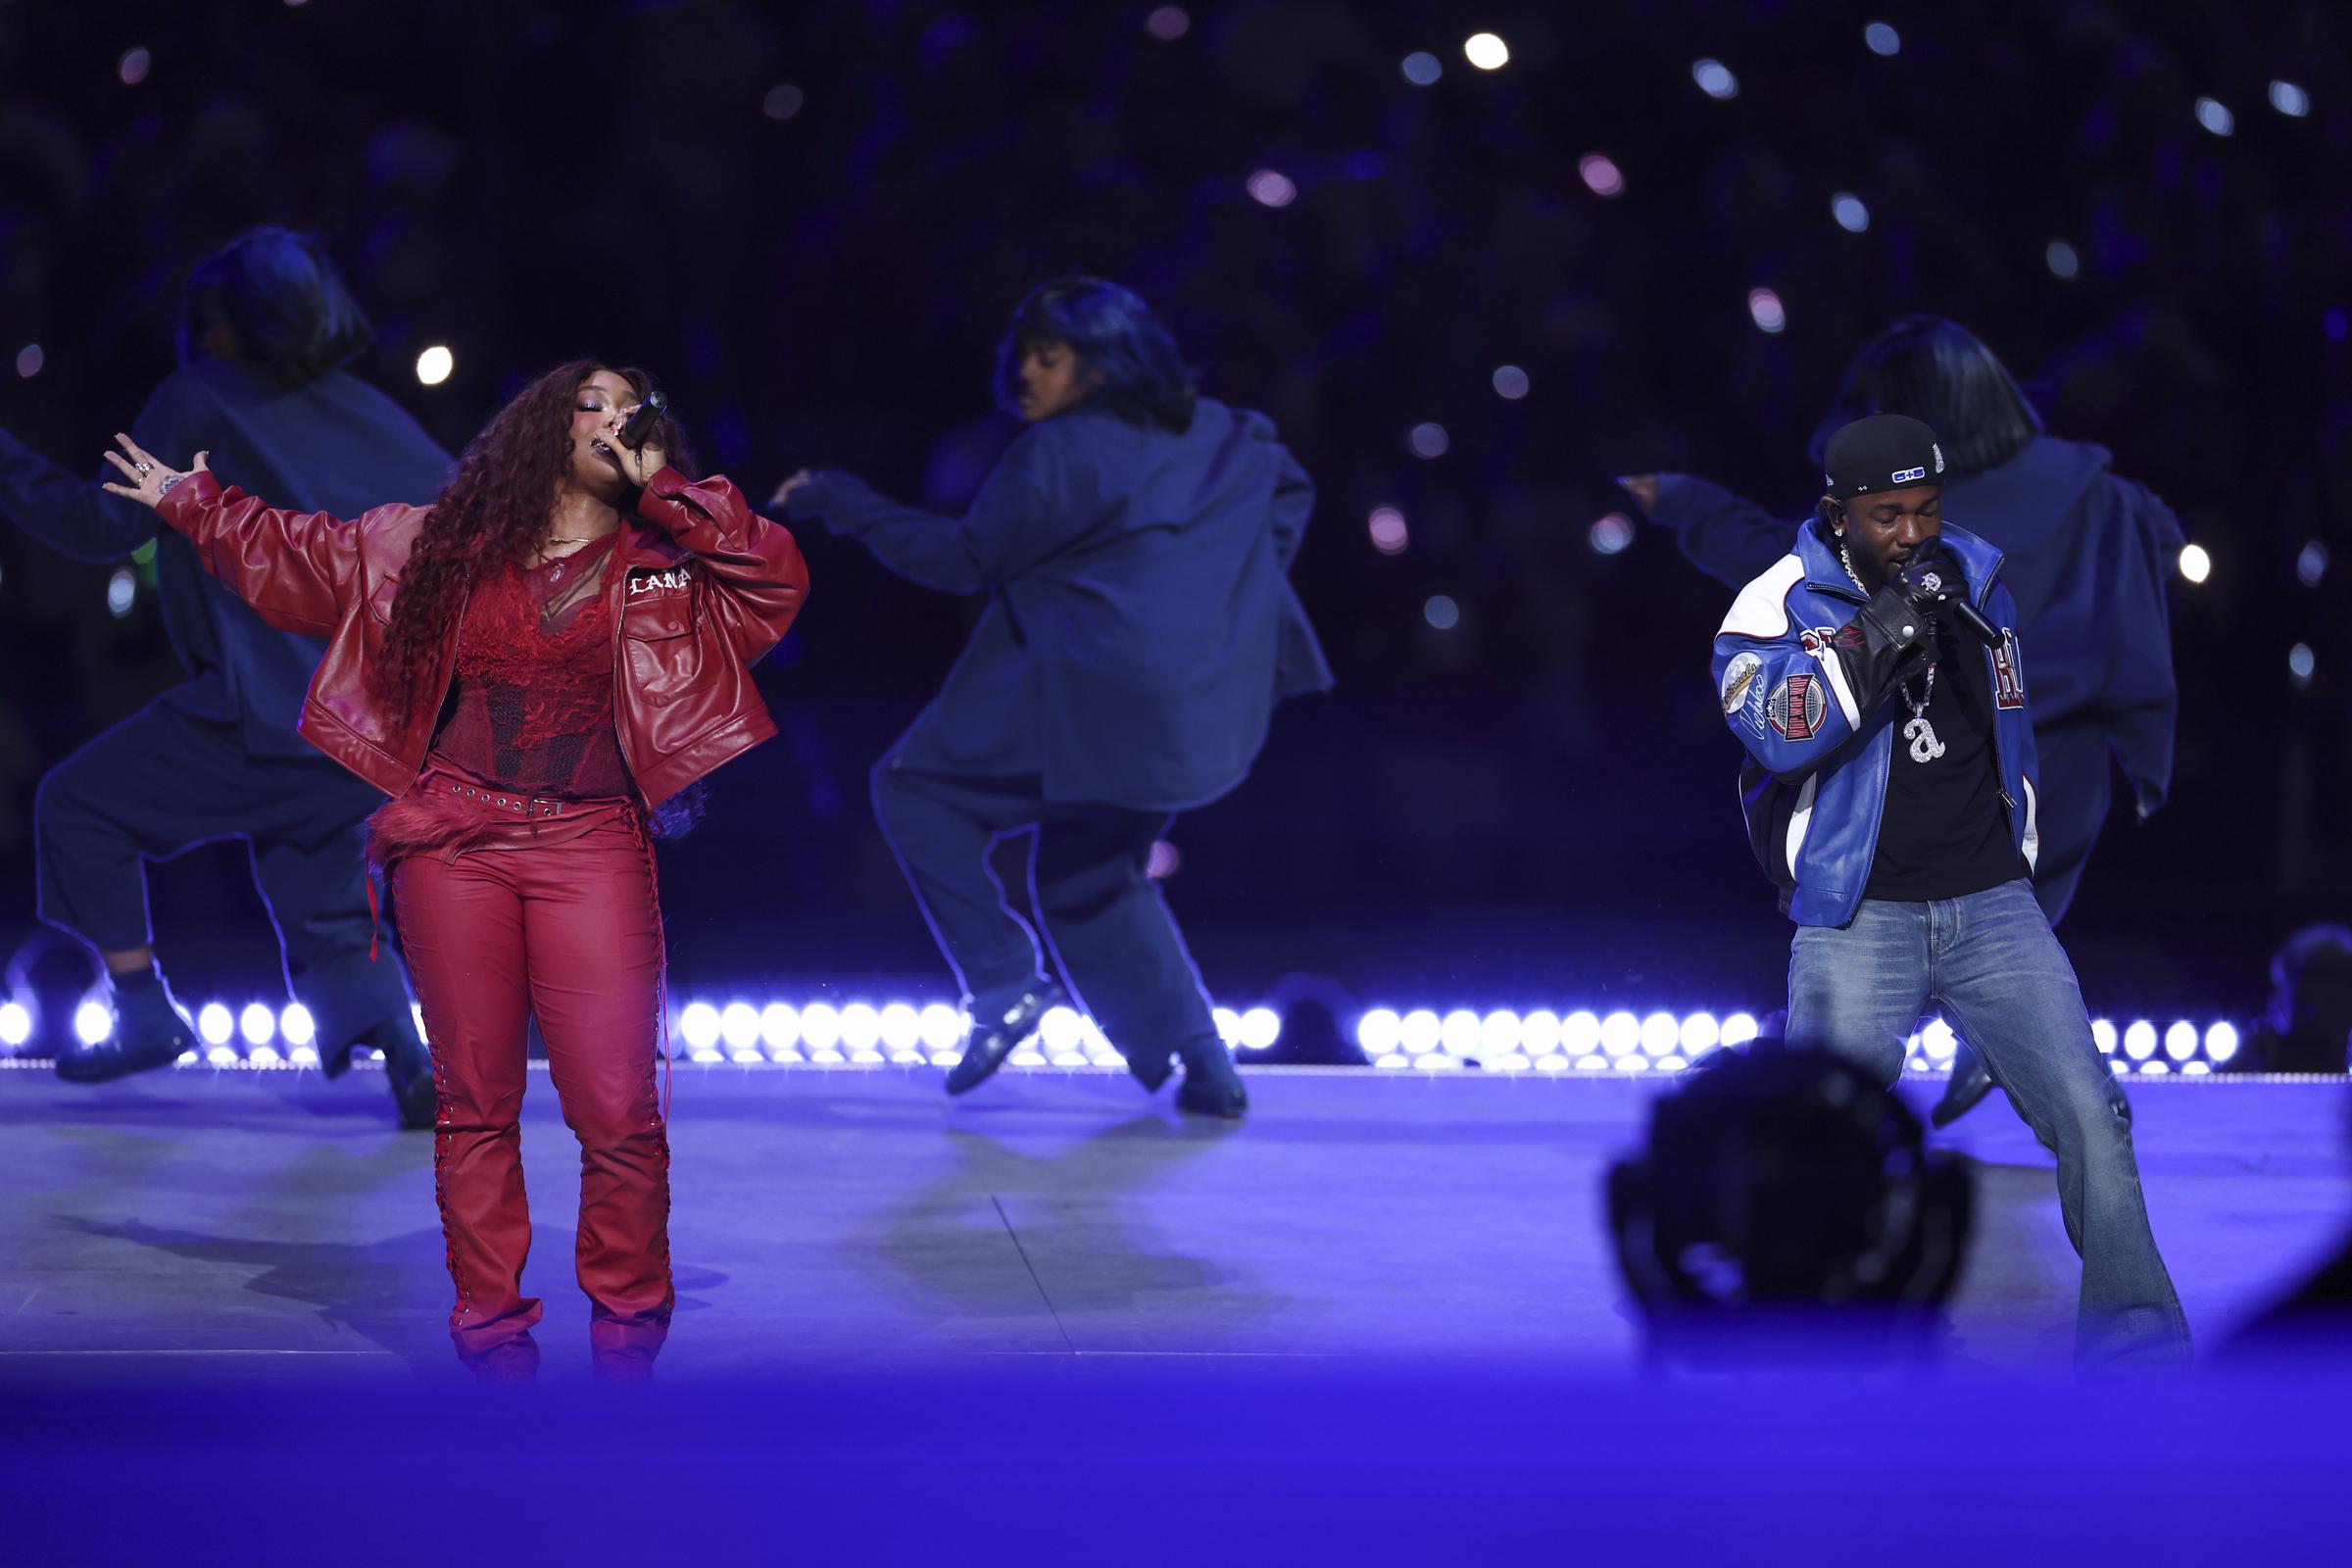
[1786,879,2191,1368]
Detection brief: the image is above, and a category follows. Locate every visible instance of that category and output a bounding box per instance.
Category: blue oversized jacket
[795,398,1333,811]
[0,359,451,758]
[1711,520,2041,927]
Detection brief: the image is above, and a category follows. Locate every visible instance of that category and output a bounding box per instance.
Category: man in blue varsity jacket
[1710,413,2188,1366]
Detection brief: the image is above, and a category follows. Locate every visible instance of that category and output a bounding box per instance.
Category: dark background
[1,0,2346,1022]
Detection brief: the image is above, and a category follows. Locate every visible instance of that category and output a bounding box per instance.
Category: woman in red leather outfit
[101,362,808,1381]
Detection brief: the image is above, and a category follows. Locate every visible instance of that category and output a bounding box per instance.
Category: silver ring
[135,462,152,474]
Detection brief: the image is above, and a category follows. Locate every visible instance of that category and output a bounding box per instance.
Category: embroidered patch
[1767,673,1827,740]
[1720,653,1762,715]
[627,565,693,595]
[1991,629,2027,710]
[1796,625,1860,658]
[1891,465,1927,484]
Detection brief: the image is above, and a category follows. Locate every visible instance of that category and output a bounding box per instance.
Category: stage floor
[2,1063,2346,1384]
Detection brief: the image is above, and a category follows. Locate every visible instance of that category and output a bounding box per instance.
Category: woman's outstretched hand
[100,433,208,511]
[769,469,813,509]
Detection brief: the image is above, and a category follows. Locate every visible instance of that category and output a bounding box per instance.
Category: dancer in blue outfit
[0,228,449,1124]
[778,275,1330,1116]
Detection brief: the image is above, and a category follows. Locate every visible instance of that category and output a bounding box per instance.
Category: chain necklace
[1841,538,1945,764]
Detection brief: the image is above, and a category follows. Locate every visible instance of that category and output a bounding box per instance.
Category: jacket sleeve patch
[1991,629,2027,710]
[1767,673,1827,740]
[1720,652,1762,715]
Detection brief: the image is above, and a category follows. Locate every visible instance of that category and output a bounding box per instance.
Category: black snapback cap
[1823,413,1946,499]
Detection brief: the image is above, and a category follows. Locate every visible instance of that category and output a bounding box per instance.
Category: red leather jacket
[156,466,808,806]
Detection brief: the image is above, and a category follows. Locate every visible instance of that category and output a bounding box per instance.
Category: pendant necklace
[1841,539,1943,764]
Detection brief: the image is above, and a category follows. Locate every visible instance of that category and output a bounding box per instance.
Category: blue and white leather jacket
[1709,519,2040,927]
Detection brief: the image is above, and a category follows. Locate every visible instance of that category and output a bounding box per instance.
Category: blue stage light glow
[1408,421,1449,459]
[719,1002,760,1050]
[2046,241,2081,279]
[0,1001,31,1048]
[278,1004,316,1048]
[760,1003,800,1051]
[2270,80,2311,118]
[2205,1022,2240,1063]
[1357,1008,1402,1054]
[1865,22,1900,56]
[1400,1009,1442,1053]
[2092,1018,2117,1054]
[197,1004,234,1047]
[1691,59,1739,100]
[2194,97,2234,136]
[2123,1021,2158,1060]
[239,1004,275,1048]
[14,344,41,379]
[1492,365,1530,400]
[1400,52,1443,87]
[1522,1009,1562,1054]
[1441,1008,1482,1055]
[1680,1013,1720,1054]
[1600,1011,1641,1057]
[1423,594,1461,630]
[1368,506,1409,555]
[1722,1013,1759,1047]
[1640,1011,1678,1057]
[1832,193,1870,232]
[1577,154,1625,197]
[1240,1006,1282,1051]
[801,1003,842,1052]
[840,1003,882,1053]
[1747,288,1787,333]
[2164,1021,2199,1062]
[2296,541,2328,587]
[2288,644,2315,687]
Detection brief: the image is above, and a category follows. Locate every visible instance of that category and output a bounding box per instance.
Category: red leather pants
[390,807,671,1376]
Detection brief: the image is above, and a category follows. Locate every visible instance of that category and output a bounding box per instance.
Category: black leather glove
[1830,546,1960,709]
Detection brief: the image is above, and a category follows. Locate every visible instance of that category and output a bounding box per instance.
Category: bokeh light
[2046,240,2081,279]
[15,344,42,379]
[1144,6,1191,41]
[1746,287,1787,333]
[2194,97,2234,136]
[1577,154,1625,197]
[1408,421,1450,459]
[1463,33,1510,71]
[1865,22,1901,56]
[1246,170,1298,208]
[2296,541,2328,587]
[762,84,806,121]
[1368,506,1409,555]
[1691,59,1739,99]
[1423,595,1460,631]
[1831,193,1870,232]
[2288,644,2315,687]
[416,345,454,385]
[119,48,152,86]
[1401,52,1443,86]
[1590,513,1636,556]
[2178,544,2211,584]
[2270,80,2311,118]
[1492,365,1530,400]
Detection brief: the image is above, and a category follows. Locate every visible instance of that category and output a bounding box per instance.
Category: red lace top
[427,534,634,798]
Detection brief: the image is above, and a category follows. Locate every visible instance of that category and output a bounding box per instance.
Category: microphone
[1945,595,2005,651]
[1911,546,2004,649]
[616,390,670,452]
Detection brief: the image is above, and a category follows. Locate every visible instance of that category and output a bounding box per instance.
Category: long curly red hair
[370,358,692,717]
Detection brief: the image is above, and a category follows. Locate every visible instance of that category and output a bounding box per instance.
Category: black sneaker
[363,1016,438,1132]
[1174,1042,1249,1119]
[55,982,195,1084]
[945,982,1065,1098]
[1930,1050,1998,1130]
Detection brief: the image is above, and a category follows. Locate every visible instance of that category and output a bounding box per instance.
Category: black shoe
[1930,1053,1997,1130]
[945,982,1065,1098]
[363,1017,438,1132]
[1174,1045,1248,1119]
[55,982,194,1084]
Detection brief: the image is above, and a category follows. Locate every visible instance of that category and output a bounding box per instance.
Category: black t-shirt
[1864,622,2029,902]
